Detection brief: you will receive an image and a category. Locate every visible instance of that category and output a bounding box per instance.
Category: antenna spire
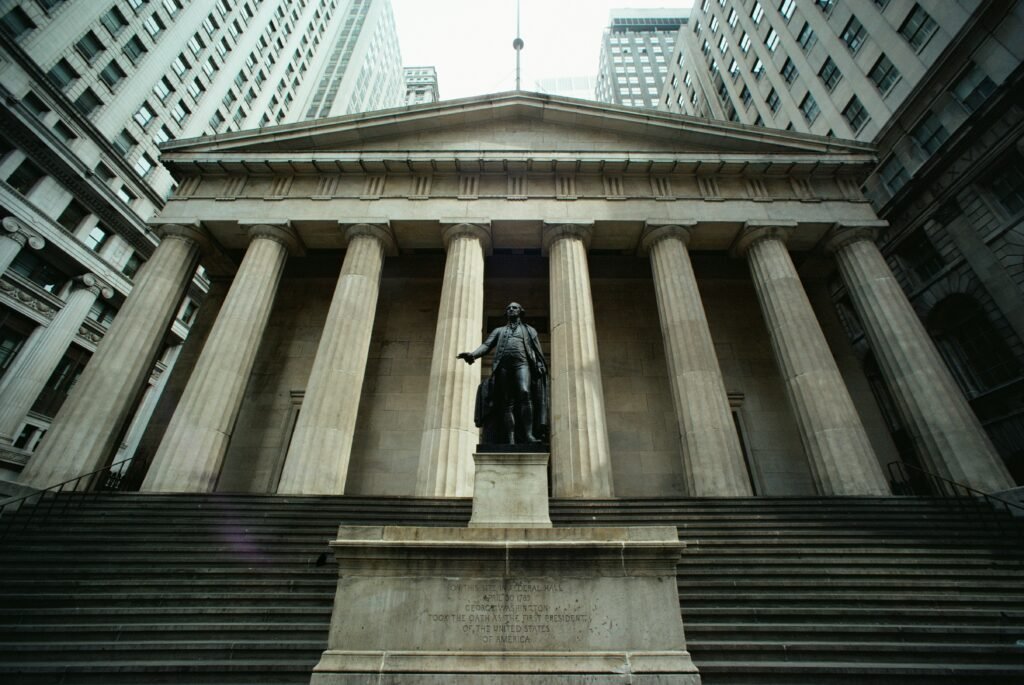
[513,0,524,90]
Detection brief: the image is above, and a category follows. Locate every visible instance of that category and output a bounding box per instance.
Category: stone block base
[311,526,700,684]
[469,452,551,528]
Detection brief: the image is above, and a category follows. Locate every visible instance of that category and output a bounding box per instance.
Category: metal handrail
[887,460,1024,538]
[0,457,138,542]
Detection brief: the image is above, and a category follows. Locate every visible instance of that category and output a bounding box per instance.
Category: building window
[209,110,225,130]
[879,156,910,193]
[84,225,110,252]
[928,295,1021,394]
[781,57,798,84]
[87,300,117,327]
[739,32,751,54]
[46,59,79,91]
[718,35,728,53]
[133,153,155,178]
[752,59,765,80]
[56,198,89,231]
[800,92,820,123]
[765,28,780,53]
[6,159,46,196]
[727,8,738,28]
[188,78,205,99]
[766,88,780,113]
[989,156,1024,214]
[144,14,165,39]
[951,63,996,113]
[10,251,68,293]
[869,54,900,94]
[911,112,949,155]
[843,95,869,132]
[76,31,104,63]
[74,88,102,116]
[133,103,155,128]
[172,55,189,77]
[751,2,764,25]
[815,0,836,11]
[52,122,76,143]
[740,85,752,107]
[153,77,172,102]
[99,7,128,37]
[111,129,136,156]
[98,60,127,89]
[896,230,944,285]
[172,102,190,123]
[819,56,841,91]
[728,59,740,79]
[124,35,148,64]
[0,7,36,39]
[179,299,198,324]
[797,21,816,51]
[122,253,142,279]
[152,125,172,146]
[841,16,867,54]
[779,0,796,22]
[899,3,938,52]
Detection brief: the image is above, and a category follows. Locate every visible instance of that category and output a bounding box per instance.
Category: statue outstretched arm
[457,328,500,365]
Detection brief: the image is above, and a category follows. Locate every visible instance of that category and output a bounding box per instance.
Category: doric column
[0,274,113,445]
[276,222,393,495]
[827,222,1013,491]
[642,222,751,496]
[736,222,889,495]
[416,221,490,497]
[144,222,301,493]
[1,217,45,274]
[19,222,206,488]
[543,221,613,497]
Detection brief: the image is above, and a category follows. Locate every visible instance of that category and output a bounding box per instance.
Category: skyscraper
[0,0,406,491]
[595,7,688,108]
[403,66,439,106]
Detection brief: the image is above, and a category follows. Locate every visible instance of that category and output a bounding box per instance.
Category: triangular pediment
[160,91,875,162]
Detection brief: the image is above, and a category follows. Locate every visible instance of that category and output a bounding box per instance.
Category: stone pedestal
[311,526,700,685]
[469,452,551,528]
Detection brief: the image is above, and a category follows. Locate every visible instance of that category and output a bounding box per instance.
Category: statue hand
[457,352,475,365]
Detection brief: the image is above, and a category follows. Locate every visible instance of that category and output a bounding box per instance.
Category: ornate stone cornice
[240,220,305,256]
[541,221,594,253]
[342,221,397,256]
[440,220,492,255]
[2,216,45,250]
[639,220,698,255]
[731,221,798,258]
[822,221,888,254]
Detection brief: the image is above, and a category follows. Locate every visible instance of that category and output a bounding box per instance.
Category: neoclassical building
[18,92,1016,499]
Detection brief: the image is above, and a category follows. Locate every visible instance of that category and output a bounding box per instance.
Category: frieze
[0,278,56,320]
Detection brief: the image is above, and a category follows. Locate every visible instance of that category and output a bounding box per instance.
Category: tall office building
[403,66,439,106]
[0,0,406,490]
[659,0,1024,480]
[595,8,688,108]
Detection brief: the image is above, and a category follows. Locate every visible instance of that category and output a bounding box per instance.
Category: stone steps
[0,493,1022,684]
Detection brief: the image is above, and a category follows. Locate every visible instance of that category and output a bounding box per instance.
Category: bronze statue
[458,302,549,446]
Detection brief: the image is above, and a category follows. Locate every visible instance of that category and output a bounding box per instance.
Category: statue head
[505,302,524,321]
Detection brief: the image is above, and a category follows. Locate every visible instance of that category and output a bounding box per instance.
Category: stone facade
[23,93,1016,497]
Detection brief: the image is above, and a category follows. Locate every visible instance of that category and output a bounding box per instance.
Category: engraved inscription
[428,581,593,645]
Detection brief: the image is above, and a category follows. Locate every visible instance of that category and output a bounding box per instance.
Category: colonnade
[15,219,1014,496]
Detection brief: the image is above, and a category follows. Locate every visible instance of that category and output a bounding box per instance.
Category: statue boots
[518,401,540,443]
[502,410,516,444]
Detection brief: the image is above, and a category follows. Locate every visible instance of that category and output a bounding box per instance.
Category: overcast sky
[391,0,694,100]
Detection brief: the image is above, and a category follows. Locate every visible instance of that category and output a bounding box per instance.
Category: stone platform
[311,525,701,684]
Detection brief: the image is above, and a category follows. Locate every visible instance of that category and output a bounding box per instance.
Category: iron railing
[888,460,1024,538]
[0,457,139,542]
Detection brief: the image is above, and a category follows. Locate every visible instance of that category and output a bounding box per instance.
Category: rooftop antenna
[513,0,524,90]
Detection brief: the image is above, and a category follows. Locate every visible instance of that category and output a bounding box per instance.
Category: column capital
[822,220,888,254]
[151,220,210,247]
[72,273,114,300]
[639,220,697,255]
[239,220,305,256]
[731,221,798,257]
[541,221,593,254]
[2,217,45,250]
[341,220,397,256]
[440,219,492,255]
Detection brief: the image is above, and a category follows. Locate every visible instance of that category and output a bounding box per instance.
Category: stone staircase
[0,494,1022,683]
